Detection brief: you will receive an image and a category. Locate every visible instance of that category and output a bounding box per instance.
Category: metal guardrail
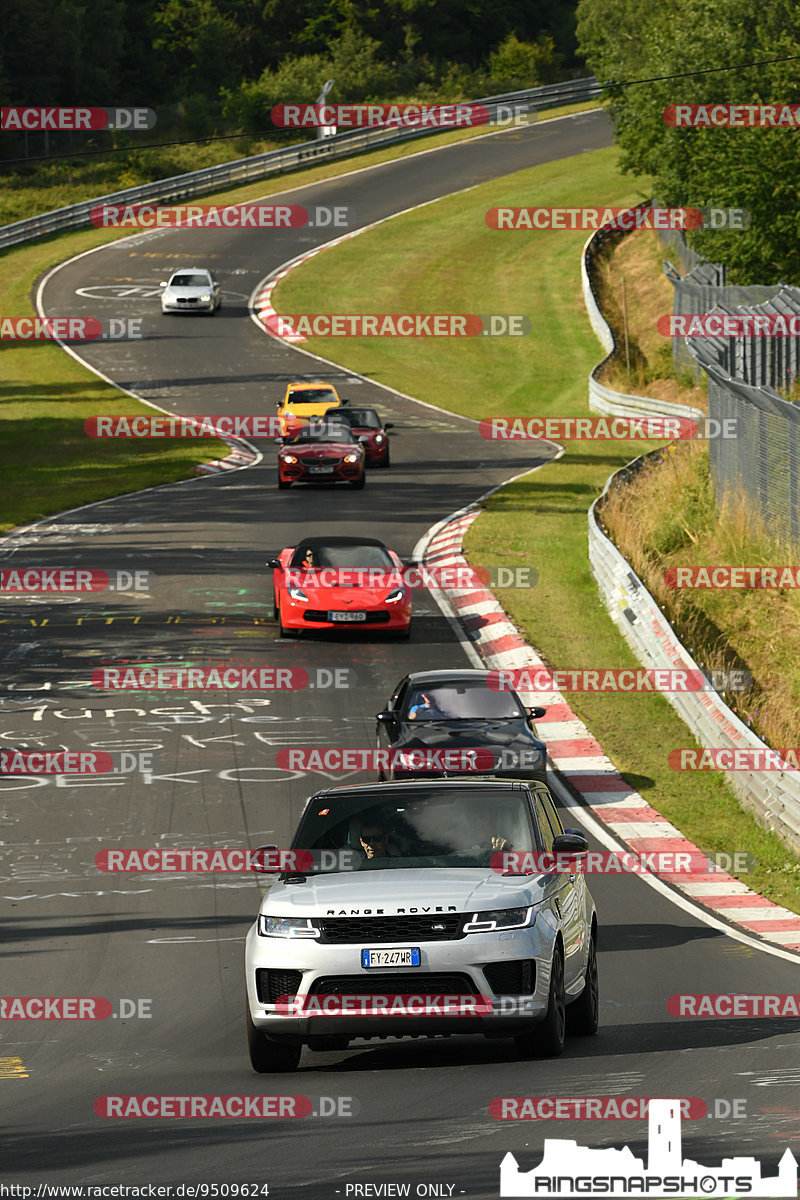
[0,77,601,252]
[588,469,800,855]
[580,220,705,427]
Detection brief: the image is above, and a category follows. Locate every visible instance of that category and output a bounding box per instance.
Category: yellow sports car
[276,381,345,436]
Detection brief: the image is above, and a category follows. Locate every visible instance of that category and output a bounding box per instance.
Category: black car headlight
[258,915,319,939]
[462,907,534,933]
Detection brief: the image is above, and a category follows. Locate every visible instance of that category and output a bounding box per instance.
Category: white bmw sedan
[160,267,221,314]
[245,778,598,1071]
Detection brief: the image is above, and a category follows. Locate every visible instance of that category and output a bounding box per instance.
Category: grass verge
[272,143,800,912]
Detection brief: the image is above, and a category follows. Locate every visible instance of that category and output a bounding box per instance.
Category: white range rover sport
[245,778,598,1071]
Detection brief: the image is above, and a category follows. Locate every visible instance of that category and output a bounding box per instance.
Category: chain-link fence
[659,229,800,544]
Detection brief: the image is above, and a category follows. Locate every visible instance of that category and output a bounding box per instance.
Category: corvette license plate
[328,611,367,622]
[308,466,334,474]
[362,947,420,968]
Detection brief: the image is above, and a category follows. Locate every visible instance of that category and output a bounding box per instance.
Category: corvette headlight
[343,453,359,463]
[281,454,298,464]
[385,587,406,604]
[258,915,319,939]
[462,907,533,933]
[287,586,308,601]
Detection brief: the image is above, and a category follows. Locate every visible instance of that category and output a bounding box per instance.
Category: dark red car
[324,405,393,467]
[277,420,366,489]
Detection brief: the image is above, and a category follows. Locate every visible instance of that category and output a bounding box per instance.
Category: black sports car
[375,668,548,784]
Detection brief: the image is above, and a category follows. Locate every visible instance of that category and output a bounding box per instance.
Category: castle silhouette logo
[500,1098,797,1197]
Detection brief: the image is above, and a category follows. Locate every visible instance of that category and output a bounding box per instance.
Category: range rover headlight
[258,915,319,939]
[462,907,533,933]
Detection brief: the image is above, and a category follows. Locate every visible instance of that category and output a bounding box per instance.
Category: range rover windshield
[292,788,538,872]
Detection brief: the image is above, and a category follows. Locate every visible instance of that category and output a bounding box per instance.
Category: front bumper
[278,598,411,632]
[161,298,215,312]
[245,924,551,1041]
[278,461,363,484]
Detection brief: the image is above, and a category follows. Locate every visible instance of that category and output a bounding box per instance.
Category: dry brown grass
[594,228,707,410]
[601,439,800,748]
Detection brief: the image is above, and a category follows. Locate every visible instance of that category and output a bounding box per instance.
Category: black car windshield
[287,389,338,405]
[170,273,211,286]
[289,544,394,569]
[405,682,523,720]
[328,408,381,429]
[287,424,356,444]
[294,788,538,872]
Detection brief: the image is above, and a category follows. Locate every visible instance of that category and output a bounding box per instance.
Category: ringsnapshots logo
[84,415,283,439]
[90,664,355,691]
[90,204,352,230]
[1,107,156,131]
[487,667,753,693]
[498,1098,797,1197]
[1,317,143,341]
[1,568,151,593]
[664,103,800,127]
[265,313,530,338]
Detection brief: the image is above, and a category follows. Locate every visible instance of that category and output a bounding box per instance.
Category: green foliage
[575,0,800,282]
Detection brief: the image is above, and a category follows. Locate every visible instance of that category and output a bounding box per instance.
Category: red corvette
[269,536,412,638]
[323,405,393,466]
[277,420,365,489]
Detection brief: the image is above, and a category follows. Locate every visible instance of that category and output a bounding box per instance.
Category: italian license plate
[328,611,367,622]
[308,466,334,474]
[362,947,420,968]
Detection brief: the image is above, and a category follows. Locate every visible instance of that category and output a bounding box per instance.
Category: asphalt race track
[3,109,799,1197]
